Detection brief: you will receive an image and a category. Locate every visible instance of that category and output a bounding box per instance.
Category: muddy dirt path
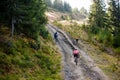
[46,24,110,80]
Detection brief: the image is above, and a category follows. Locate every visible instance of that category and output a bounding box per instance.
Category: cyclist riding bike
[54,31,58,41]
[73,48,79,65]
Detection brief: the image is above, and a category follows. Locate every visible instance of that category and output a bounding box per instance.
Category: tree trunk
[11,18,15,38]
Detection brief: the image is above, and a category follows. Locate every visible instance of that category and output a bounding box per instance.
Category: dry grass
[46,11,68,22]
[53,21,120,80]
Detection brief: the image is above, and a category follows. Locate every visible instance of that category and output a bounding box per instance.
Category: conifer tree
[45,0,52,7]
[64,2,72,12]
[53,0,64,11]
[89,0,106,33]
[0,0,47,40]
[108,0,120,47]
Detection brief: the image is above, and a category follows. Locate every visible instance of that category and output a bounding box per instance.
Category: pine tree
[64,2,72,12]
[53,0,64,12]
[0,0,19,37]
[0,0,47,40]
[108,0,120,47]
[80,7,88,16]
[45,0,52,7]
[89,0,107,33]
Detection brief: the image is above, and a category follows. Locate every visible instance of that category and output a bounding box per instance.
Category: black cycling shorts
[74,54,79,58]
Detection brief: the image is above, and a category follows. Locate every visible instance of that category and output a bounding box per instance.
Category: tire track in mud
[46,24,110,80]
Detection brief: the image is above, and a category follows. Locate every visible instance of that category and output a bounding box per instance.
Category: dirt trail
[46,24,110,80]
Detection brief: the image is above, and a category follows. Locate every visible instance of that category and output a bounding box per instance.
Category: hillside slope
[46,8,88,24]
[51,21,120,80]
[0,26,62,80]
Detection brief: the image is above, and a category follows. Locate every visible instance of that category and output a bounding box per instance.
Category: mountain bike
[55,37,58,42]
[74,56,78,65]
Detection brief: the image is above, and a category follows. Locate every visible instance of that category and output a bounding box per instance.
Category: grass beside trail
[53,21,120,80]
[0,26,62,80]
[53,21,88,41]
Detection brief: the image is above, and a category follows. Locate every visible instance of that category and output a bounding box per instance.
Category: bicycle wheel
[74,57,78,65]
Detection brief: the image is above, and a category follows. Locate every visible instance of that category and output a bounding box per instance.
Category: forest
[89,0,120,49]
[46,0,120,55]
[45,0,88,20]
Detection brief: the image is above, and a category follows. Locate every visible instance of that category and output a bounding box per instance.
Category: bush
[0,52,13,74]
[113,35,120,48]
[0,74,19,80]
[5,48,17,55]
[29,41,40,50]
[40,26,49,39]
[91,26,100,34]
[89,28,113,47]
[53,21,63,28]
[61,15,66,20]
[114,47,120,55]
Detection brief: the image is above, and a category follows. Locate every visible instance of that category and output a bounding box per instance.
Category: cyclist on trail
[73,48,79,65]
[54,31,58,41]
[73,48,79,59]
[76,39,78,44]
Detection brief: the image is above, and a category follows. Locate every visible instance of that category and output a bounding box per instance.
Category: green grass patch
[0,28,62,80]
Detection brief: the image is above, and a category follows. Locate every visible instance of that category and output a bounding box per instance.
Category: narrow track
[46,24,109,80]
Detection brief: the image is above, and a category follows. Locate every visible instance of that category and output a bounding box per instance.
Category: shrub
[29,41,40,50]
[53,21,63,28]
[113,35,120,48]
[114,47,120,55]
[91,26,100,34]
[5,47,17,55]
[40,26,49,39]
[0,74,19,80]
